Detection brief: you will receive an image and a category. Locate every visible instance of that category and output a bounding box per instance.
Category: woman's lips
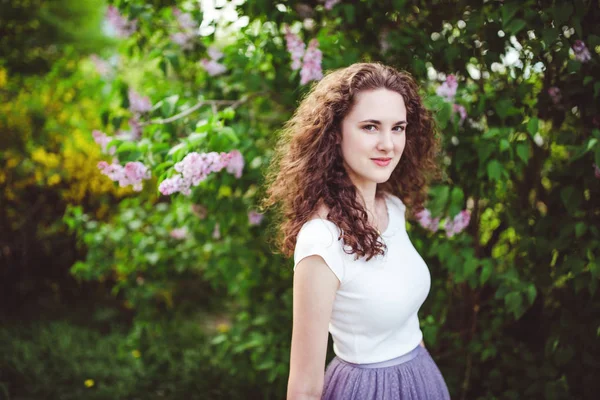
[372,158,391,166]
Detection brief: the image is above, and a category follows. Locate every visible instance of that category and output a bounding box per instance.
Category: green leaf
[501,4,519,26]
[504,18,526,35]
[526,284,537,305]
[553,2,573,26]
[560,186,582,212]
[542,28,559,48]
[575,222,587,238]
[480,261,493,285]
[516,142,530,163]
[487,160,503,181]
[342,4,355,24]
[117,142,138,152]
[505,291,523,318]
[527,118,539,136]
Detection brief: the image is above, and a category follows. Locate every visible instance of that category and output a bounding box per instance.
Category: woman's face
[340,88,407,193]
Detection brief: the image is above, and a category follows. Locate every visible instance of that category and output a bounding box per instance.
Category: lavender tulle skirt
[321,345,451,400]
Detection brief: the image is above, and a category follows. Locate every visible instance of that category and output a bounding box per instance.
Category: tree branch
[141,97,247,126]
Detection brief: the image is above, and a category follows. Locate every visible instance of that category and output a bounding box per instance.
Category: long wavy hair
[260,62,442,262]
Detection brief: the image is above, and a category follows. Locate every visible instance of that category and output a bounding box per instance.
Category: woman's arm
[287,255,340,400]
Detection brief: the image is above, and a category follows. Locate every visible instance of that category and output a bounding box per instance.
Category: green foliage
[0,0,112,75]
[0,319,244,399]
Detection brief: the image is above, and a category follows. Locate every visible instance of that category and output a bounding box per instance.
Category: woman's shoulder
[383,191,407,212]
[299,202,342,238]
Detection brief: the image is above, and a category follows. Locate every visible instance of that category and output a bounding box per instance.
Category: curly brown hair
[260,62,442,262]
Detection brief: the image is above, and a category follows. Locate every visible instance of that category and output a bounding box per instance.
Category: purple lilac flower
[97,160,151,192]
[158,150,243,196]
[452,104,467,125]
[207,46,224,61]
[225,149,245,179]
[191,204,208,219]
[300,39,323,85]
[284,25,306,71]
[158,175,187,196]
[572,40,592,63]
[200,59,227,76]
[248,210,264,226]
[548,87,561,104]
[92,130,116,155]
[169,227,189,240]
[594,163,600,179]
[173,8,197,31]
[199,46,226,76]
[171,32,194,50]
[89,54,111,77]
[443,210,471,238]
[128,89,152,114]
[415,208,440,233]
[170,8,199,49]
[212,222,221,239]
[436,74,458,101]
[323,0,341,10]
[106,5,137,38]
[128,117,142,140]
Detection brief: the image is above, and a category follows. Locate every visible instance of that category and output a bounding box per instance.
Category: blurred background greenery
[1,0,599,399]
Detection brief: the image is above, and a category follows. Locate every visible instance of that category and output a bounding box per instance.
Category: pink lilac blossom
[128,89,152,114]
[92,130,116,155]
[191,204,208,219]
[436,74,458,101]
[379,30,391,53]
[284,25,306,71]
[207,46,224,61]
[572,40,592,63]
[225,149,245,179]
[300,39,323,85]
[200,46,227,76]
[323,0,341,10]
[158,150,243,196]
[97,160,151,191]
[106,5,137,38]
[89,54,111,77]
[170,8,199,49]
[452,104,467,125]
[171,32,194,50]
[115,118,143,141]
[248,210,264,226]
[173,8,197,31]
[443,210,471,238]
[128,117,142,140]
[593,163,600,179]
[158,175,187,196]
[548,87,561,104]
[212,223,221,239]
[415,208,440,233]
[200,59,227,76]
[169,227,189,240]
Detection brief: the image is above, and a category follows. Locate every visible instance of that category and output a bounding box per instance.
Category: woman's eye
[363,125,377,132]
[393,125,406,132]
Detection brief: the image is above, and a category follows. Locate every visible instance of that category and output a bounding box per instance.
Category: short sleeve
[387,193,406,214]
[293,219,345,283]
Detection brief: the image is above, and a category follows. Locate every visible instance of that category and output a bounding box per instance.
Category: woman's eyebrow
[359,119,408,125]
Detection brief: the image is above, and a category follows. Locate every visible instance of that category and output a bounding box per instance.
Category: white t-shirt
[293,192,431,364]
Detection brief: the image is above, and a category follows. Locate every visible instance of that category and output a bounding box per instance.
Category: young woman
[262,62,451,399]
